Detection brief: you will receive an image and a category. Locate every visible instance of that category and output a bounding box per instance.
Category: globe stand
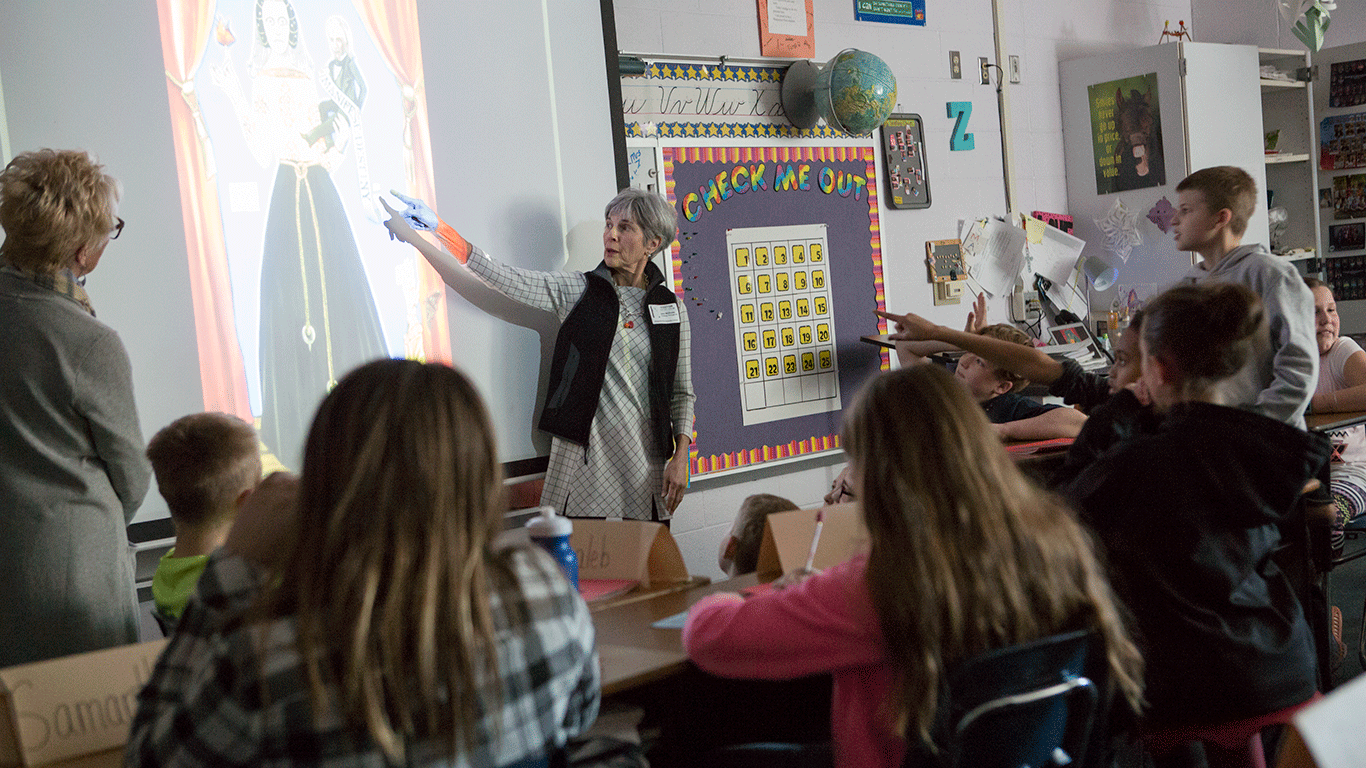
[781,60,821,129]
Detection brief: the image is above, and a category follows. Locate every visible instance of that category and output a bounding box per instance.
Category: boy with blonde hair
[146,412,261,627]
[717,493,801,577]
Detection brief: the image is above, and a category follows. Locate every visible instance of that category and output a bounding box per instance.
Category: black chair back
[932,628,1106,768]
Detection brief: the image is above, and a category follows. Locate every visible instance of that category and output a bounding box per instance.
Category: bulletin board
[663,145,888,476]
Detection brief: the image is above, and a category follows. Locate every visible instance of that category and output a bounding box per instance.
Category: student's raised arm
[877,306,1064,385]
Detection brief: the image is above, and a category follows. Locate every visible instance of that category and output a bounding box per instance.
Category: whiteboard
[0,1,619,523]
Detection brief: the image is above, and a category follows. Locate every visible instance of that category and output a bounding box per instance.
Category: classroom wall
[1192,1,1366,50]
[615,0,1192,580]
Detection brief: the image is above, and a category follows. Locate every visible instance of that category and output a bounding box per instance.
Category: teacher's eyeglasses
[110,217,124,240]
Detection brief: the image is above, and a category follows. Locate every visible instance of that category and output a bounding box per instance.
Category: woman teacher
[383,188,695,520]
[0,149,150,665]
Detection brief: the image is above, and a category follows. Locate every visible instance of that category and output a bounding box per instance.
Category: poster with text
[1088,73,1166,195]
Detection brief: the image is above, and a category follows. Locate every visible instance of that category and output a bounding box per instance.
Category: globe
[814,49,897,136]
[781,49,898,136]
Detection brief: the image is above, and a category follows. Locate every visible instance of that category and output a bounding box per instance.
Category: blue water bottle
[526,506,578,589]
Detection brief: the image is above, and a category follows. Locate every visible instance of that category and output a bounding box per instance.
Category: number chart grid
[727,223,840,425]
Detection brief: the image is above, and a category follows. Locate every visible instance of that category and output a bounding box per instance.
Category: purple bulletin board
[663,145,888,476]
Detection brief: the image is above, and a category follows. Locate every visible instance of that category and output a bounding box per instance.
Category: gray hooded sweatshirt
[1180,243,1317,429]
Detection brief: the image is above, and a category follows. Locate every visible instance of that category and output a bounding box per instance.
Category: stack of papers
[1042,341,1110,372]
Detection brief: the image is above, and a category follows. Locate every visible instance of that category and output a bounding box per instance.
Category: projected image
[158,0,448,467]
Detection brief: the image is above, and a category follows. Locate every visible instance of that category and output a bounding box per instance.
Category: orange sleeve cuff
[435,219,469,265]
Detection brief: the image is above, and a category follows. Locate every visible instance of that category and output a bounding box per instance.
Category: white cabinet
[1060,43,1271,313]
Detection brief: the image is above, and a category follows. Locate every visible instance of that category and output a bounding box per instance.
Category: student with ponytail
[1064,283,1331,758]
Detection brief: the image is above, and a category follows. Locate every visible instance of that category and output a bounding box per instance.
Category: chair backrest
[935,628,1107,768]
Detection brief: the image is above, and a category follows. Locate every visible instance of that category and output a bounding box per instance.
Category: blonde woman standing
[0,148,149,666]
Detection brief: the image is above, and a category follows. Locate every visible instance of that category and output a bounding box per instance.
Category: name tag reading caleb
[649,303,681,324]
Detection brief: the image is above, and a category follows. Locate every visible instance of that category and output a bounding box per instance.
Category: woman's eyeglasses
[110,217,124,240]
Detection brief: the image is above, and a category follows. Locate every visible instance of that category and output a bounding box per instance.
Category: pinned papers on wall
[1024,219,1087,315]
[1095,198,1143,262]
[960,217,1026,297]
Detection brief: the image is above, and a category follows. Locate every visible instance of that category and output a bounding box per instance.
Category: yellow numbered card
[734,247,749,268]
[778,300,793,320]
[760,302,775,322]
[814,296,828,315]
[781,327,795,346]
[817,323,831,342]
[810,243,823,262]
[794,271,807,290]
[802,352,815,371]
[738,274,752,294]
[757,273,771,294]
[765,357,780,377]
[799,325,812,344]
[819,349,832,369]
[742,331,758,352]
[745,359,761,379]
[793,244,806,263]
[812,269,825,289]
[754,246,768,266]
[762,329,777,349]
[796,298,810,317]
[774,245,787,265]
[740,303,756,324]
[776,272,790,291]
[783,355,798,374]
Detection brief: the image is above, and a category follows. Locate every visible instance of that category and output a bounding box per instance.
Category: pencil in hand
[802,508,826,574]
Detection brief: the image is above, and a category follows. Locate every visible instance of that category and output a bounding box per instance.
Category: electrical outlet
[934,280,965,306]
[979,57,990,85]
[949,50,961,79]
[1008,55,1021,83]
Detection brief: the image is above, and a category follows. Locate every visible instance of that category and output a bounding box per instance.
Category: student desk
[1307,410,1366,432]
[594,573,759,696]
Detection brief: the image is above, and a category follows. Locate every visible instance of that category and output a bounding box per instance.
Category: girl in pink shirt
[683,364,1144,767]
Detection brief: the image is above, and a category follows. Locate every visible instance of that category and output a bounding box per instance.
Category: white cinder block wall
[614,0,1192,580]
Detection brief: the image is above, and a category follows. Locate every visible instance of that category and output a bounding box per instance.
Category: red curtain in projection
[156,0,253,422]
[156,0,452,424]
[355,0,452,365]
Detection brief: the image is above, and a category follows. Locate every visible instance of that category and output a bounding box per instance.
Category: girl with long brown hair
[127,359,599,767]
[683,364,1143,768]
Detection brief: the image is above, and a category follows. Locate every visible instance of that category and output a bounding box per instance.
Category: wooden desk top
[1307,410,1366,432]
[594,573,760,696]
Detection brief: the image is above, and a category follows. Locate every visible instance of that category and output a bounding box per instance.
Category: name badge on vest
[649,303,681,325]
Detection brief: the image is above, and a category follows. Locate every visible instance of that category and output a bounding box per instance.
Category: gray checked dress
[466,248,695,520]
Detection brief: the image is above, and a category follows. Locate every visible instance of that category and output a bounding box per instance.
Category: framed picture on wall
[1331,60,1366,108]
[1330,222,1366,252]
[1333,173,1366,220]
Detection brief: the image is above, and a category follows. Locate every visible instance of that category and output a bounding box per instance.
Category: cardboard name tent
[0,640,168,768]
[571,518,690,601]
[754,502,868,581]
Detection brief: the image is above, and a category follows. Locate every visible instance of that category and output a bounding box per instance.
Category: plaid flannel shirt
[126,547,599,768]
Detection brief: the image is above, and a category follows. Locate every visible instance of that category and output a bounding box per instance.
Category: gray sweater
[0,270,150,666]
[1180,243,1317,429]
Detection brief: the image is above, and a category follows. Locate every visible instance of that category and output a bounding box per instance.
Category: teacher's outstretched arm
[381,194,468,286]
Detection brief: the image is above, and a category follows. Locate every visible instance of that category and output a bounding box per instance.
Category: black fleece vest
[538,262,681,458]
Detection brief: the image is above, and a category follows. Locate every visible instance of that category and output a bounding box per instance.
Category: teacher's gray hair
[605,188,677,256]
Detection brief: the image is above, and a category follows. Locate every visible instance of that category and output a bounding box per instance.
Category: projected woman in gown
[211,0,386,464]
